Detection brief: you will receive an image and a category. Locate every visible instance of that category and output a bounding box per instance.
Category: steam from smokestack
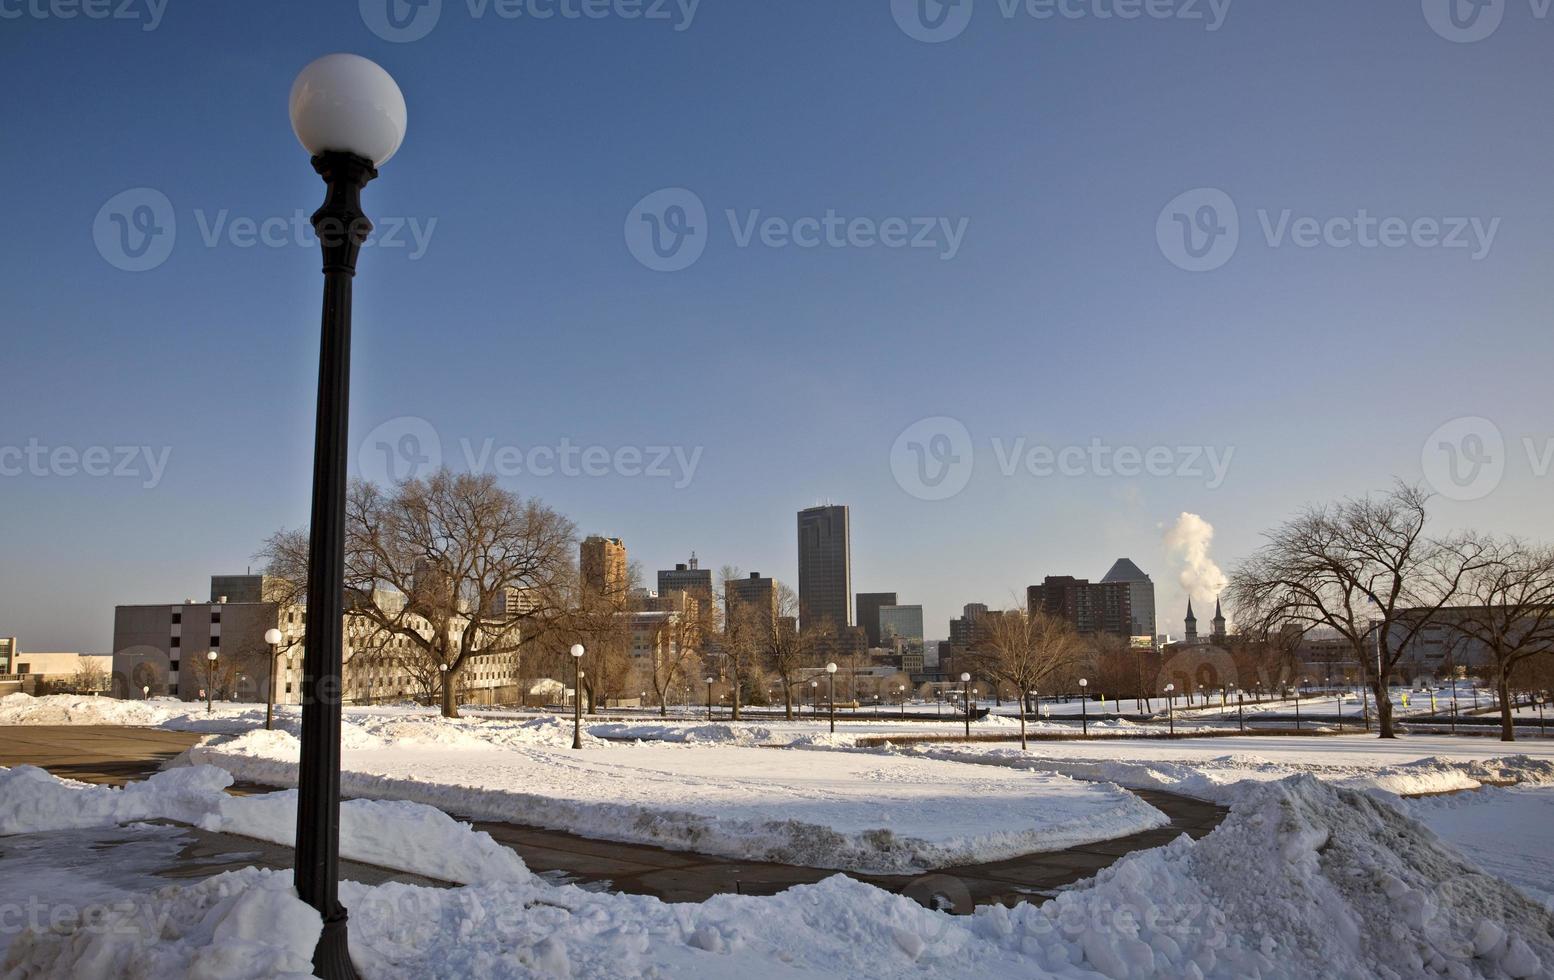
[1164,512,1227,611]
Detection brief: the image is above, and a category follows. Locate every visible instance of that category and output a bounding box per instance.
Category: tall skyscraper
[580,536,627,605]
[878,604,924,645]
[797,504,851,634]
[1099,558,1157,641]
[855,592,897,648]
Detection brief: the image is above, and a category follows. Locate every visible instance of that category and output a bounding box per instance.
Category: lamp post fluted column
[288,52,406,980]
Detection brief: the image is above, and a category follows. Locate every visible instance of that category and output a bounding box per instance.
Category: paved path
[0,725,1226,911]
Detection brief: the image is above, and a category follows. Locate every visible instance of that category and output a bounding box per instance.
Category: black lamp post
[265,628,285,731]
[1236,691,1245,734]
[899,684,907,718]
[1079,678,1089,736]
[1165,683,1175,736]
[959,672,971,737]
[706,676,715,721]
[826,662,839,733]
[205,651,218,714]
[288,52,406,980]
[570,645,585,750]
[810,680,818,717]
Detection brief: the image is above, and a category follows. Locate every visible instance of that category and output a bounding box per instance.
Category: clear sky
[3,0,1551,653]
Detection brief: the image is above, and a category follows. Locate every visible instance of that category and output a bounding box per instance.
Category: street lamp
[706,676,715,721]
[205,651,218,714]
[570,645,585,749]
[288,51,406,980]
[960,672,972,738]
[1295,678,1305,732]
[264,628,285,731]
[826,662,839,734]
[1165,683,1175,736]
[141,685,149,700]
[1079,678,1089,736]
[899,683,907,718]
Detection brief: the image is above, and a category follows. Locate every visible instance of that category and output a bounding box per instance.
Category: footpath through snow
[4,774,1552,979]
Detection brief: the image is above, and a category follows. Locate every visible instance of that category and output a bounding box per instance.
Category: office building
[725,571,777,626]
[1028,576,1133,638]
[658,554,713,607]
[1099,558,1156,641]
[797,504,851,633]
[855,592,897,648]
[879,604,925,646]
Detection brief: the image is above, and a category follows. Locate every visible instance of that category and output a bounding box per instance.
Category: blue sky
[3,0,1552,652]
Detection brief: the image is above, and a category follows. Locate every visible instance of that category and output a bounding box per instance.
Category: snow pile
[587,722,777,745]
[0,765,230,833]
[907,745,1554,807]
[339,713,605,752]
[10,776,1553,979]
[192,733,1167,874]
[1408,785,1554,909]
[0,693,186,727]
[0,765,527,887]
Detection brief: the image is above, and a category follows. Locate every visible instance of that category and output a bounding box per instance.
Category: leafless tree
[261,470,576,718]
[1448,538,1554,741]
[1228,483,1489,738]
[971,609,1086,749]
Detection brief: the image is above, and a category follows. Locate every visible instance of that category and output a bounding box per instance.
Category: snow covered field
[5,775,1552,980]
[4,694,1554,978]
[191,714,1168,874]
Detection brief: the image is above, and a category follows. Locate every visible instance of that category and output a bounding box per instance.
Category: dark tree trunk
[1498,675,1516,742]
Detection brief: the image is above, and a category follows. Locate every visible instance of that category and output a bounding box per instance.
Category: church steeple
[1212,597,1226,642]
[1184,599,1198,643]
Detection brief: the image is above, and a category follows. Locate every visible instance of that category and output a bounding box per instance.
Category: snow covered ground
[5,775,1552,979]
[4,694,1554,977]
[191,715,1168,874]
[900,734,1554,805]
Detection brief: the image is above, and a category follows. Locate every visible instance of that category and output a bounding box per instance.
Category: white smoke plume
[1163,512,1228,611]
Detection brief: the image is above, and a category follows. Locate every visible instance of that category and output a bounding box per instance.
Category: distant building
[580,536,628,604]
[1099,559,1156,642]
[209,574,289,604]
[879,604,925,646]
[1212,598,1227,643]
[111,574,519,706]
[0,636,14,674]
[855,592,897,648]
[1028,576,1132,638]
[0,650,112,695]
[1184,599,1198,643]
[658,554,713,607]
[725,571,777,627]
[797,505,851,634]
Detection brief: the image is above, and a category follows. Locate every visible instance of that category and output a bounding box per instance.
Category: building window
[171,611,181,625]
[211,610,221,623]
[170,636,180,648]
[210,635,220,648]
[170,659,180,672]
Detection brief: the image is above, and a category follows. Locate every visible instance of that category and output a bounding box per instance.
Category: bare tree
[70,659,108,694]
[261,470,576,718]
[972,609,1085,749]
[1448,538,1554,741]
[1228,483,1489,738]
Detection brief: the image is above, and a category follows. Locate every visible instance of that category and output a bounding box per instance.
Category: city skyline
[5,3,1553,653]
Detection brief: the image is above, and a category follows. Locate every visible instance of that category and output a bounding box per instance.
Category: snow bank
[0,765,527,887]
[10,776,1552,979]
[907,744,1554,807]
[587,722,777,745]
[193,732,1167,874]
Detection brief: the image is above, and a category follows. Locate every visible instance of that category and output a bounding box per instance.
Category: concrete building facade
[855,592,897,648]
